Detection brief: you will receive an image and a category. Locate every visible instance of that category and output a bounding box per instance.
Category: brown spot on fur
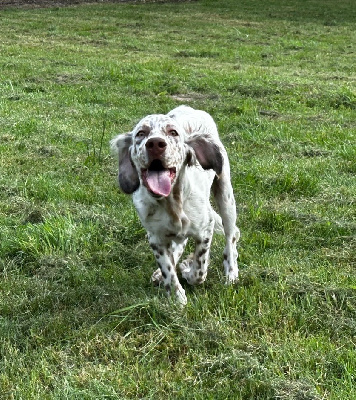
[146,207,155,218]
[196,259,203,270]
[151,243,159,252]
[165,178,183,224]
[198,248,208,258]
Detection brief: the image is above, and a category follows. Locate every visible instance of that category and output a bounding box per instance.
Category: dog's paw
[178,253,193,277]
[225,265,239,284]
[179,257,207,286]
[175,286,187,306]
[151,268,163,286]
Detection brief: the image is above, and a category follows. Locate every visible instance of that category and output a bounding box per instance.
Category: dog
[111,106,240,305]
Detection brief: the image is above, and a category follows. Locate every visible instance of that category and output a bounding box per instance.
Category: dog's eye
[136,130,147,138]
[168,130,179,137]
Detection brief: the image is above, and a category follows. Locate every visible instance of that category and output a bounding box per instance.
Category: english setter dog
[111,106,240,305]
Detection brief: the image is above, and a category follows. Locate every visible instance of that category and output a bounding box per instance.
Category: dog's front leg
[149,236,187,306]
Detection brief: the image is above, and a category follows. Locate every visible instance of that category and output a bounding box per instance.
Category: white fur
[111,106,240,305]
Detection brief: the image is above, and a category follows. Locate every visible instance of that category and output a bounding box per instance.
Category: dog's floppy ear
[184,144,197,167]
[186,134,223,175]
[110,133,140,194]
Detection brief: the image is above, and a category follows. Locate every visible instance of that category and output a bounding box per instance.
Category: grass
[0,0,355,398]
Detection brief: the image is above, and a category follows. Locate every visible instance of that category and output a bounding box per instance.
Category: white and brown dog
[111,106,240,305]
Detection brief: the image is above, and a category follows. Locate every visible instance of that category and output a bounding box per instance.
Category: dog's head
[111,113,223,197]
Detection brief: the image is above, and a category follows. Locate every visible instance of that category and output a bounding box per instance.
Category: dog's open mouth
[142,160,176,197]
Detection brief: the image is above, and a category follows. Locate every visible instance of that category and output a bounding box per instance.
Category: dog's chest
[133,191,190,238]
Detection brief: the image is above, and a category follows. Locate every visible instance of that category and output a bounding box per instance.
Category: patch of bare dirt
[0,0,189,8]
[0,0,135,9]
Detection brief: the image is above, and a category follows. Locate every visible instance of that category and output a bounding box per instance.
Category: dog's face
[111,114,194,198]
[112,113,223,197]
[130,115,193,197]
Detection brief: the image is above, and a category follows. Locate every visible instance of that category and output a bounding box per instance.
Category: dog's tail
[213,210,241,242]
[212,210,224,235]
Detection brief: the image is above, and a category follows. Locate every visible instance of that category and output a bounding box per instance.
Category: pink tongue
[146,170,172,197]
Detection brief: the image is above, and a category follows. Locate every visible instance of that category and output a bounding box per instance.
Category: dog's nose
[146,138,167,157]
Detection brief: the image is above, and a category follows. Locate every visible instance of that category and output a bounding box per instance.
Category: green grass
[0,0,355,398]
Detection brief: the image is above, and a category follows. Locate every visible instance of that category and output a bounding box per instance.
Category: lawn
[0,0,355,398]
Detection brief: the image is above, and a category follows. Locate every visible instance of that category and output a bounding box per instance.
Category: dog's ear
[110,133,140,194]
[184,144,197,167]
[186,134,223,175]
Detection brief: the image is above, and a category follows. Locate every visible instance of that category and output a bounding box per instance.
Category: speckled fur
[111,106,240,305]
